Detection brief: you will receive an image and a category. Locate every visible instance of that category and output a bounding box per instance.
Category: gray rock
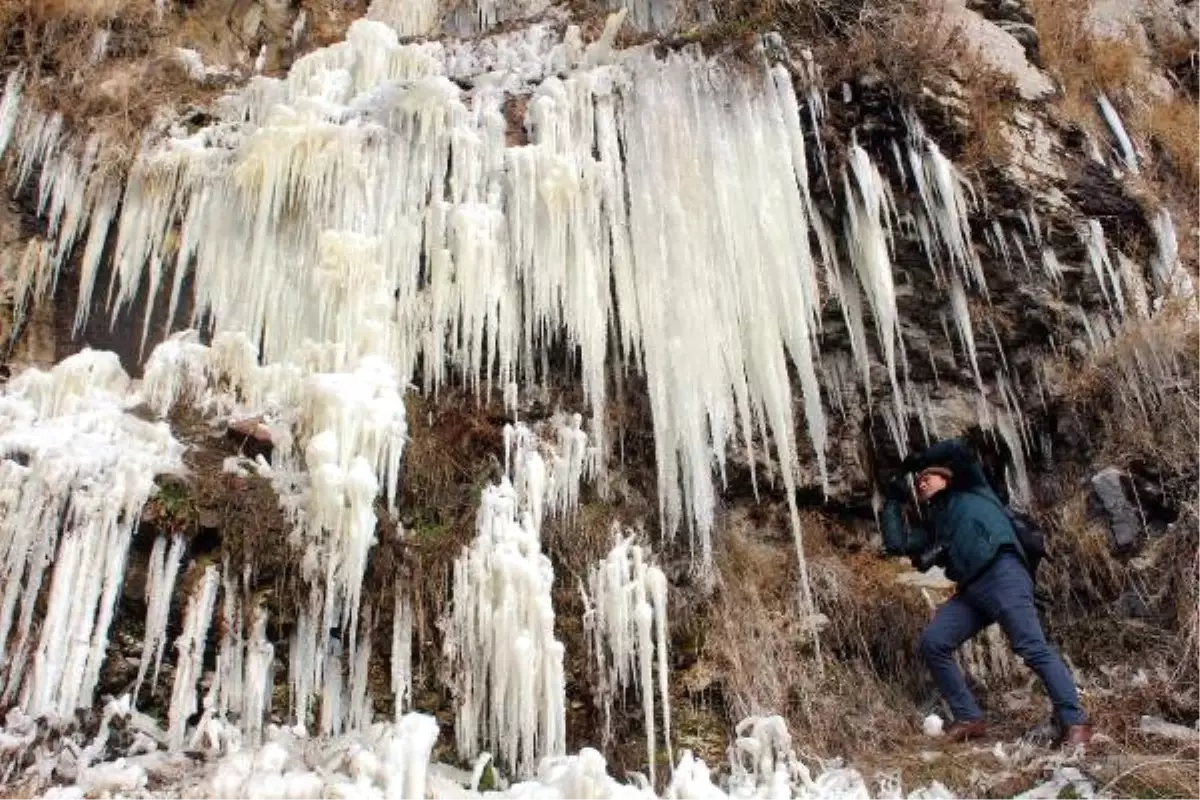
[998,21,1040,53]
[1139,715,1200,744]
[1114,589,1151,618]
[1089,467,1143,551]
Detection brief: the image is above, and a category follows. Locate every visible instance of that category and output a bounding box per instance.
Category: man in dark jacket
[882,438,1092,746]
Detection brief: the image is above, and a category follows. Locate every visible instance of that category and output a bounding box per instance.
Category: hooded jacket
[881,439,1025,586]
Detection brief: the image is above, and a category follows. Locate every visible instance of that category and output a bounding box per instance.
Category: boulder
[1089,467,1142,551]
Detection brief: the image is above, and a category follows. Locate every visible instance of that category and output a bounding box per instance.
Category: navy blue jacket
[881,439,1024,585]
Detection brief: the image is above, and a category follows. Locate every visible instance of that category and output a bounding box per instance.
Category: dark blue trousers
[919,552,1087,726]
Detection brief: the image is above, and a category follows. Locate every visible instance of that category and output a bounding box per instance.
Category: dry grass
[1036,307,1199,713]
[0,0,201,164]
[1142,98,1200,190]
[1030,0,1136,97]
[697,511,932,757]
[0,0,365,170]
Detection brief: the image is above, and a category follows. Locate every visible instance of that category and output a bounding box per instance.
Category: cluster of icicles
[0,4,1193,795]
[0,6,1189,599]
[0,699,959,799]
[0,341,951,799]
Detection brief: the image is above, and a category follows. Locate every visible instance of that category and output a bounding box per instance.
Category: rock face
[942,0,1054,99]
[0,0,1195,793]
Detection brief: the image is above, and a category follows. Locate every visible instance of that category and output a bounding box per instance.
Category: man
[881,438,1092,746]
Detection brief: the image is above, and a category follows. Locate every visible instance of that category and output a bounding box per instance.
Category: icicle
[1117,252,1150,319]
[1096,93,1139,174]
[1149,208,1196,311]
[905,111,986,292]
[0,68,24,160]
[843,144,902,404]
[445,477,566,778]
[167,565,220,751]
[0,351,182,714]
[242,606,274,747]
[948,275,984,391]
[583,534,672,787]
[133,534,186,703]
[1080,219,1126,318]
[391,588,413,720]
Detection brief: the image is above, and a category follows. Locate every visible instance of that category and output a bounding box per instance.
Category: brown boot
[1062,724,1093,747]
[945,719,987,742]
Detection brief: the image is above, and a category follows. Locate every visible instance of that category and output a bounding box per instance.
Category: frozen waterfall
[0,2,1172,795]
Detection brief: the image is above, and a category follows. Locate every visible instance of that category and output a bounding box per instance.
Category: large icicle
[905,112,986,291]
[444,411,593,777]
[391,588,414,720]
[843,143,901,403]
[583,533,673,789]
[1096,93,1139,174]
[445,478,567,778]
[133,534,187,702]
[167,565,220,751]
[7,21,836,589]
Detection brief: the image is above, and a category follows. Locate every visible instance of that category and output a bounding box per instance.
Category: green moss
[477,762,498,792]
[144,478,198,535]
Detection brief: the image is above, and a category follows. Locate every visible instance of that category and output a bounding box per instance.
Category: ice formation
[0,704,953,799]
[0,19,843,584]
[0,6,1175,796]
[0,351,183,716]
[132,534,186,702]
[584,534,672,786]
[1096,93,1139,174]
[444,411,596,777]
[167,565,220,750]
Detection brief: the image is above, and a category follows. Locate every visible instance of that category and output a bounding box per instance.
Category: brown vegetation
[0,0,365,169]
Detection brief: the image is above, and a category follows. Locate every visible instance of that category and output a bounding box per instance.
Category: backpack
[1008,510,1050,577]
[970,489,1051,578]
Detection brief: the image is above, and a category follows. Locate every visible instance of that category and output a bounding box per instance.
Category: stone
[997,21,1039,53]
[1114,589,1151,618]
[1138,715,1200,744]
[1089,467,1143,551]
[895,568,955,590]
[937,0,1055,100]
[227,416,274,460]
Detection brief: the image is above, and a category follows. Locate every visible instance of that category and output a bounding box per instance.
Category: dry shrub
[1045,305,1199,478]
[1142,98,1200,190]
[814,0,964,91]
[1041,495,1128,632]
[1038,307,1199,701]
[701,512,928,756]
[1029,0,1137,95]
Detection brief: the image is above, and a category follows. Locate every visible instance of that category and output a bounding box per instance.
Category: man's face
[916,471,948,501]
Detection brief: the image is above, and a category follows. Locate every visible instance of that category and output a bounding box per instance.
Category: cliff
[0,0,1195,797]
